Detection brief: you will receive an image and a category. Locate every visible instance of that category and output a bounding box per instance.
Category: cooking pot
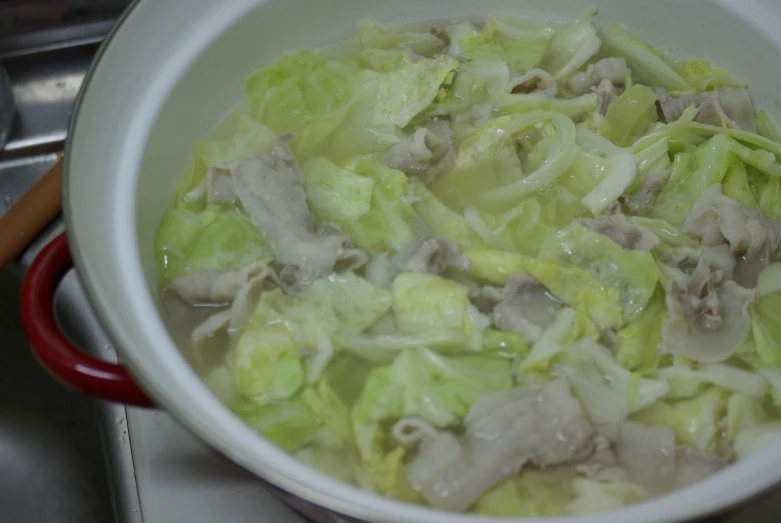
[19,0,781,521]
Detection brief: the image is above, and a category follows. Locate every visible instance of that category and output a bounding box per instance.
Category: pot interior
[65,0,781,521]
[137,0,781,301]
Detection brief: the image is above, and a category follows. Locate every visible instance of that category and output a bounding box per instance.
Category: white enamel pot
[19,0,781,522]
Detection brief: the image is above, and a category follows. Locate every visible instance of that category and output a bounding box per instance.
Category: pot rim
[61,1,781,522]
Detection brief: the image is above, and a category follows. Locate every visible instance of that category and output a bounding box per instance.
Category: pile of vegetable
[155,12,781,517]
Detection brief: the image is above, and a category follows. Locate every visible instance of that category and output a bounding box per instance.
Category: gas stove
[2,2,781,522]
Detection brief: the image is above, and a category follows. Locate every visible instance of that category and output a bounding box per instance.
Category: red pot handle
[21,233,155,407]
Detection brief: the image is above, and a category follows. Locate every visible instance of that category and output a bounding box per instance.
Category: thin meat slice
[165,263,278,343]
[222,134,366,286]
[464,380,595,466]
[406,380,594,512]
[653,87,756,132]
[364,237,467,288]
[579,212,660,251]
[595,79,619,115]
[674,448,727,488]
[661,256,754,363]
[615,421,677,495]
[184,165,237,205]
[472,273,560,343]
[684,184,781,263]
[619,167,670,215]
[166,263,275,305]
[569,58,630,95]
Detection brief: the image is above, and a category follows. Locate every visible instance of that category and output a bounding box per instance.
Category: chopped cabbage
[651,134,732,226]
[352,347,513,428]
[599,24,691,92]
[372,55,458,128]
[409,179,481,251]
[539,222,659,323]
[615,290,666,373]
[245,51,361,159]
[195,114,276,166]
[393,272,488,349]
[498,196,566,256]
[693,364,768,398]
[452,18,555,71]
[519,308,599,372]
[234,275,392,401]
[722,160,759,210]
[726,393,771,443]
[301,378,354,444]
[576,128,638,214]
[566,469,648,515]
[357,21,446,56]
[632,388,728,452]
[340,156,416,252]
[554,339,669,424]
[734,422,781,459]
[462,247,529,285]
[675,59,746,93]
[525,257,623,330]
[539,15,601,80]
[157,11,781,518]
[184,211,274,273]
[155,207,273,283]
[231,398,320,452]
[155,207,216,281]
[496,92,598,120]
[751,169,781,220]
[302,157,374,222]
[655,365,708,400]
[750,291,781,368]
[600,85,659,147]
[432,111,577,212]
[472,474,574,517]
[756,110,781,144]
[759,367,781,409]
[335,330,466,364]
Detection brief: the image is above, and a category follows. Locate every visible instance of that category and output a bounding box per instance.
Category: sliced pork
[595,79,620,115]
[684,184,781,263]
[211,134,367,286]
[653,87,756,132]
[165,263,277,343]
[579,212,660,251]
[619,167,670,215]
[381,127,450,176]
[615,421,677,495]
[406,380,595,512]
[569,58,630,95]
[364,237,468,288]
[661,255,754,363]
[471,273,561,343]
[674,448,727,489]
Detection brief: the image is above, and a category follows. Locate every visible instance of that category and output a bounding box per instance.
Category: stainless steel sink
[0,2,128,522]
[0,265,115,523]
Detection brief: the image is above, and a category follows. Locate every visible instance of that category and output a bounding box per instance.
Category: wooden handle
[0,157,62,269]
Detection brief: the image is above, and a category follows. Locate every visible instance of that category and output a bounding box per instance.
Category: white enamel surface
[126,407,309,523]
[65,0,781,521]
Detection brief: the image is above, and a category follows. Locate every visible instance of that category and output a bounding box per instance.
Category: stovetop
[3,2,781,522]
